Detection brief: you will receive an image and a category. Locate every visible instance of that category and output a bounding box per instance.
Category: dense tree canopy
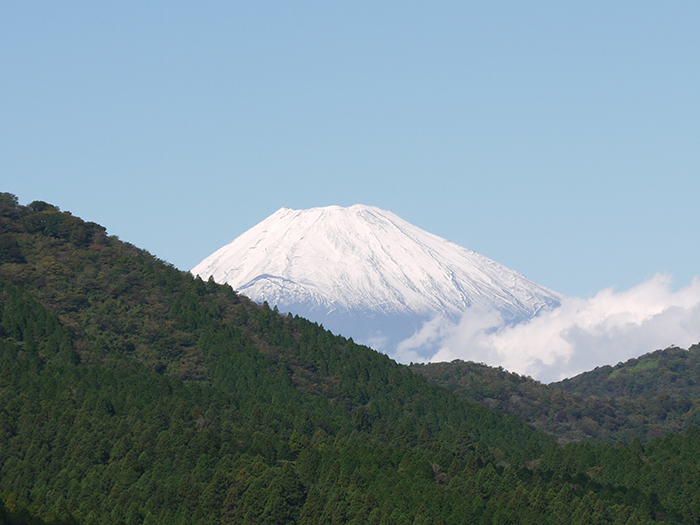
[553,345,700,399]
[1,191,700,524]
[412,357,700,444]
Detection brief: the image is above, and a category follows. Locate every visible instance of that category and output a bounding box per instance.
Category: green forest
[412,346,700,444]
[1,191,700,524]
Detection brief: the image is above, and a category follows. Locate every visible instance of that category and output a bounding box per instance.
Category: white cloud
[395,274,700,383]
[363,331,389,353]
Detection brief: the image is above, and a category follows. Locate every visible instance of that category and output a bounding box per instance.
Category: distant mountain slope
[552,344,700,398]
[412,356,700,444]
[191,205,562,355]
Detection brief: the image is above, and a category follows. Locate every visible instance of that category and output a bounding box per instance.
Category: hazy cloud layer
[395,274,700,383]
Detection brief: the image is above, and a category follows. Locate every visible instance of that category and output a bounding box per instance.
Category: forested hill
[3,191,700,524]
[411,359,700,444]
[552,344,700,398]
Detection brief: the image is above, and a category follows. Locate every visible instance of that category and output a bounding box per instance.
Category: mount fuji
[191,205,562,359]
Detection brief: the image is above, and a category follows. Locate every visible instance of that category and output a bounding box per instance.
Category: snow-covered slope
[191,205,562,356]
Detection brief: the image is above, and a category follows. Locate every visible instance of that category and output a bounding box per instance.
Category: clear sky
[2,2,699,298]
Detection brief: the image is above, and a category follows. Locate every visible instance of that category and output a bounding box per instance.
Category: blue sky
[2,2,699,298]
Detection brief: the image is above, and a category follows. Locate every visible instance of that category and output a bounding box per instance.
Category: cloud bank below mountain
[395,274,700,383]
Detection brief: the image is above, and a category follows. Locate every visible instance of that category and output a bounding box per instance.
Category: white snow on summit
[191,205,562,355]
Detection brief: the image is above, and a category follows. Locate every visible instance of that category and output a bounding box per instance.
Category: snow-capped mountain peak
[191,205,562,354]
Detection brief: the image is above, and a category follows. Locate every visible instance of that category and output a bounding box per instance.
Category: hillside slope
[412,358,700,444]
[552,344,700,398]
[2,192,700,524]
